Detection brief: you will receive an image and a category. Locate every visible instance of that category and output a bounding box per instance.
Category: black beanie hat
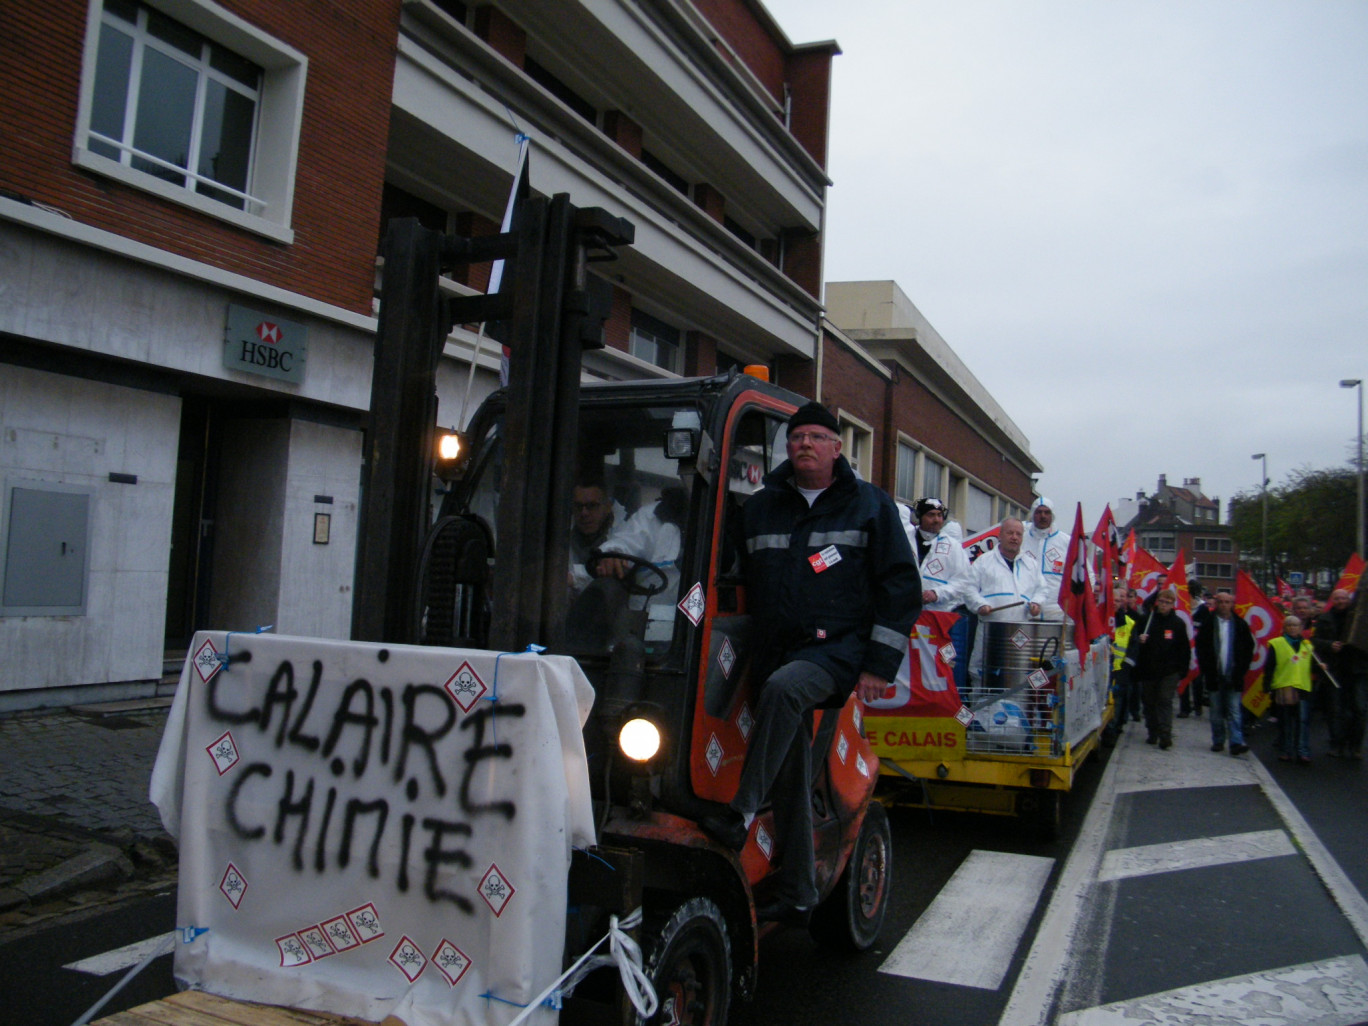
[787,401,839,435]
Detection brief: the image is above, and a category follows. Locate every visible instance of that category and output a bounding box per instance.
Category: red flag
[1127,546,1169,598]
[1120,527,1137,575]
[1166,552,1200,694]
[866,611,963,717]
[1058,504,1102,664]
[1333,553,1365,598]
[1235,569,1282,718]
[1275,577,1293,600]
[1091,506,1120,628]
[1091,505,1120,555]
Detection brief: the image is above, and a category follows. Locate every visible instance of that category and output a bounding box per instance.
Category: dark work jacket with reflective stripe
[737,455,921,693]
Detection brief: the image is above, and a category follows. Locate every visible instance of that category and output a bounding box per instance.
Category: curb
[7,843,135,907]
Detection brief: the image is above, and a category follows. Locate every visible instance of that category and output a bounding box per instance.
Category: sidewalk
[0,696,179,936]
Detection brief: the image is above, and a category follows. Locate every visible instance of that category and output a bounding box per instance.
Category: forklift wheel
[640,897,732,1026]
[809,802,892,952]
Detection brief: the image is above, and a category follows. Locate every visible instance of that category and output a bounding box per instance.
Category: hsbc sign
[224,304,308,384]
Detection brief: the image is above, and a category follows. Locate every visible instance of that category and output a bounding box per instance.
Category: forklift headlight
[619,717,662,762]
[434,429,470,481]
[664,428,698,460]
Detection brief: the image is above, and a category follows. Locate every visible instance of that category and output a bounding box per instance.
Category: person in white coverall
[1022,497,1066,621]
[966,517,1047,689]
[900,496,970,612]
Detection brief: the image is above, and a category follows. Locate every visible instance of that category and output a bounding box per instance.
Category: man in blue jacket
[701,401,920,921]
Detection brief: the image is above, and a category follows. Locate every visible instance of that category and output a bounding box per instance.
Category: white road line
[1097,828,1296,883]
[997,726,1131,1026]
[1056,954,1368,1026]
[879,849,1055,990]
[63,932,175,976]
[1247,751,1368,950]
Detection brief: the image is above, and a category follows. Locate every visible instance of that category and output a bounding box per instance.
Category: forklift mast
[352,195,633,649]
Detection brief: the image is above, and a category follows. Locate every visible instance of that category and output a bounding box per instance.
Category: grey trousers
[730,659,837,906]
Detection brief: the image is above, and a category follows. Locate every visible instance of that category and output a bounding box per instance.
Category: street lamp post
[1341,379,1365,557]
[1252,452,1268,590]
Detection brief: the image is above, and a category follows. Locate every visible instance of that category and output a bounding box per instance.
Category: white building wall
[0,364,178,693]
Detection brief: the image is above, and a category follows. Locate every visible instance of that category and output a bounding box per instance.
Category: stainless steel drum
[982,619,1067,685]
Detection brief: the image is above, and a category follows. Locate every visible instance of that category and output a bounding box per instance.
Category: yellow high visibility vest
[1111,616,1134,670]
[1267,636,1312,693]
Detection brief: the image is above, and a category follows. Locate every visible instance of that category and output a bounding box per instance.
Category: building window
[1197,562,1234,579]
[630,309,681,373]
[922,456,944,499]
[839,415,874,482]
[75,0,307,243]
[895,441,917,503]
[965,484,994,534]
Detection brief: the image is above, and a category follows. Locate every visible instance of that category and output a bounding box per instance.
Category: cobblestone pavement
[0,701,179,938]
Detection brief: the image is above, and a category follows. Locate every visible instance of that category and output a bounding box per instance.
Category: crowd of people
[1106,580,1366,764]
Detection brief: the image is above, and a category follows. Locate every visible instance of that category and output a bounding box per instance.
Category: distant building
[1120,475,1239,594]
[821,281,1040,534]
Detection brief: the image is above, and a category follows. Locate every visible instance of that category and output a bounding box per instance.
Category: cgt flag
[1235,569,1282,718]
[1128,545,1169,599]
[1166,552,1200,694]
[1332,553,1365,600]
[1059,504,1102,665]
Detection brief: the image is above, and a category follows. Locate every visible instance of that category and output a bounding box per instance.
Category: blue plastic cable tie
[179,926,209,943]
[487,644,545,746]
[217,624,274,669]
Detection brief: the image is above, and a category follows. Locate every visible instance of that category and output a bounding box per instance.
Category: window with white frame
[75,0,307,243]
[922,455,944,499]
[965,483,994,534]
[839,414,873,482]
[895,441,917,502]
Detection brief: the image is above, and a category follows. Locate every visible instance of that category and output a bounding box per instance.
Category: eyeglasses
[788,431,839,446]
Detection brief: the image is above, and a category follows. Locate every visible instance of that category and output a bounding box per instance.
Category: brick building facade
[0,0,1039,708]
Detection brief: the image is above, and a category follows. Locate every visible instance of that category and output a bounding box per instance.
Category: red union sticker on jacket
[809,544,842,573]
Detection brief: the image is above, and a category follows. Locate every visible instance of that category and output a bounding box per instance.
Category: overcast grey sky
[763,0,1368,528]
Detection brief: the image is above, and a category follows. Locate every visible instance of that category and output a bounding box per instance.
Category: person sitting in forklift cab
[569,477,620,592]
[700,401,921,923]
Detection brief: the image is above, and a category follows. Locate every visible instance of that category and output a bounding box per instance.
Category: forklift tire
[1021,788,1062,841]
[809,802,891,952]
[640,897,732,1026]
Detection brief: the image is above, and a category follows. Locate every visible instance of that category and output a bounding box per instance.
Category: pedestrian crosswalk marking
[1097,828,1296,883]
[63,931,174,976]
[879,850,1054,990]
[1056,954,1368,1026]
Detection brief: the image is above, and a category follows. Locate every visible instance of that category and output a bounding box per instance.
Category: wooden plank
[95,993,378,1026]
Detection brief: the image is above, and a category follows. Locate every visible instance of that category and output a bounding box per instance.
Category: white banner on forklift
[150,632,596,1026]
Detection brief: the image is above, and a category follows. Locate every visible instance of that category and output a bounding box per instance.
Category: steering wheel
[585,550,670,597]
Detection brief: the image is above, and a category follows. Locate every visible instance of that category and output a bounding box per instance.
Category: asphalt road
[7,715,1367,1026]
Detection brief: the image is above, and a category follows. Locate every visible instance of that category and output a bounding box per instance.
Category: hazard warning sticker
[321,914,361,952]
[1027,667,1051,690]
[192,638,221,683]
[718,636,736,679]
[432,939,473,986]
[755,822,773,860]
[705,733,724,775]
[836,732,849,765]
[955,705,974,726]
[388,936,427,982]
[852,703,862,734]
[479,864,516,917]
[1011,629,1030,650]
[926,558,944,577]
[219,863,247,909]
[206,731,240,775]
[276,933,312,968]
[855,753,870,779]
[678,582,706,626]
[300,925,336,960]
[443,661,488,713]
[736,703,753,740]
[346,903,385,943]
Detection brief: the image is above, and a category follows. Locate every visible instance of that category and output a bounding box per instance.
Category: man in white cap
[1023,497,1066,620]
[900,497,970,612]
